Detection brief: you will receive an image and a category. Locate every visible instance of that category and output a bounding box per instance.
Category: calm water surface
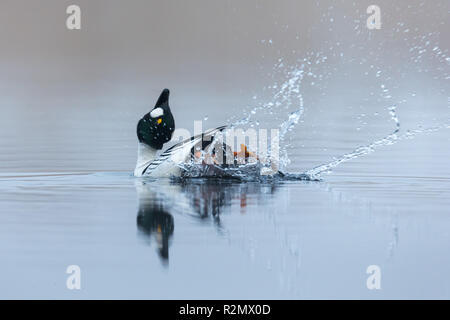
[0,113,449,299]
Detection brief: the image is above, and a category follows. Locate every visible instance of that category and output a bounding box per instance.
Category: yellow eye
[157,118,162,124]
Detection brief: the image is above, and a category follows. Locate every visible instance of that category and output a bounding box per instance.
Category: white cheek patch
[150,107,164,118]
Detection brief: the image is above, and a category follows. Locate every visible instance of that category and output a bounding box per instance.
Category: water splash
[173,94,448,183]
[229,55,331,170]
[181,8,449,182]
[230,64,307,129]
[305,106,401,178]
[304,107,449,179]
[278,109,302,169]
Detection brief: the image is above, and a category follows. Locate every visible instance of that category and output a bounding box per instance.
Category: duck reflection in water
[179,180,278,228]
[136,182,174,263]
[135,179,278,264]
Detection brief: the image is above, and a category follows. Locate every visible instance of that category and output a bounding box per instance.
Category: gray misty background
[0,0,449,299]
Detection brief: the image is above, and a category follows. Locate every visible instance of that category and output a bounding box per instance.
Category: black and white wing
[142,126,228,176]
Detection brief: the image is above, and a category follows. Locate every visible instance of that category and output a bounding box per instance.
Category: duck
[134,88,281,178]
